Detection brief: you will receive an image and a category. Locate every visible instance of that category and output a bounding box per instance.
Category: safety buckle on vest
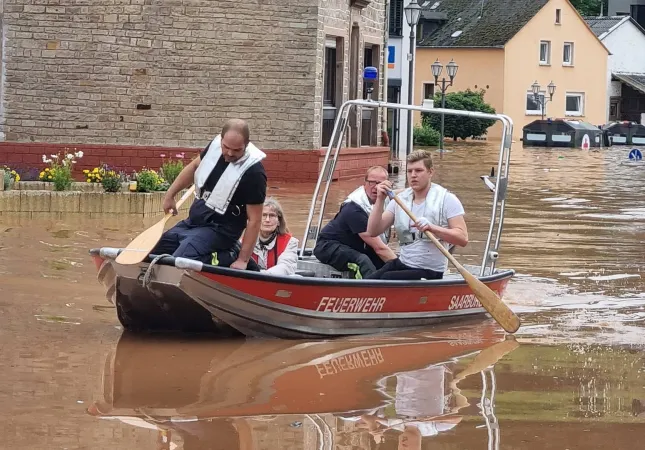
[202,191,211,200]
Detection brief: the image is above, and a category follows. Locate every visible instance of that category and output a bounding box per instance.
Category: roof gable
[583,15,645,39]
[417,0,549,47]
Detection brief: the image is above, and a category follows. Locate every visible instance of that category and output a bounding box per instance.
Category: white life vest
[394,183,449,248]
[194,134,266,214]
[343,186,390,243]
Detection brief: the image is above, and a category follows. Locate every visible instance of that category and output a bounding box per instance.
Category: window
[565,93,584,116]
[389,0,403,36]
[555,9,561,24]
[423,83,435,99]
[539,41,551,65]
[526,91,545,115]
[322,37,341,147]
[563,42,574,66]
[323,43,337,107]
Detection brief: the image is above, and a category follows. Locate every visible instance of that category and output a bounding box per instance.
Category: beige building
[413,0,610,141]
[0,0,389,181]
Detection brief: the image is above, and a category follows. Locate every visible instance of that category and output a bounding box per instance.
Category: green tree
[422,89,496,141]
[569,0,608,16]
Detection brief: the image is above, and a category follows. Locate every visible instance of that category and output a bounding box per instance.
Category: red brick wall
[0,142,390,182]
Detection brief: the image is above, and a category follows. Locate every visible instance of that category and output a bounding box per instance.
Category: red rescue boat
[88,100,518,338]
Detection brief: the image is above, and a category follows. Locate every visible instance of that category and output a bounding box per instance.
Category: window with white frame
[565,93,584,116]
[526,91,545,115]
[539,41,551,65]
[563,42,574,65]
[423,83,435,99]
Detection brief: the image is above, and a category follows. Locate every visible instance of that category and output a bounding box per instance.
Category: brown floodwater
[1,143,644,449]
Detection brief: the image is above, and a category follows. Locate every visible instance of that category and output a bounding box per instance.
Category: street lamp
[404,0,422,156]
[532,80,556,120]
[432,58,458,151]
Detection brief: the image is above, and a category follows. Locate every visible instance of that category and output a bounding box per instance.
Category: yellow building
[414,0,610,141]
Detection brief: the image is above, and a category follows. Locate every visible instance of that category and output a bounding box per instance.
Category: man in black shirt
[151,119,267,268]
[313,166,397,278]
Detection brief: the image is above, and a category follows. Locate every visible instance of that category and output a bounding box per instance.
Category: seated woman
[248,197,299,276]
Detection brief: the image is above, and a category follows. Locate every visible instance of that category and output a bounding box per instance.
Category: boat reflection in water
[87,321,519,449]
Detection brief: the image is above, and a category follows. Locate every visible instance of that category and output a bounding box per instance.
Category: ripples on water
[1,143,645,448]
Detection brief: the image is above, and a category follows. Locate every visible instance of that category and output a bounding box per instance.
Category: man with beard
[151,119,267,269]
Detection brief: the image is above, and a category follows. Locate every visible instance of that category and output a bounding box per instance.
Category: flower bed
[0,149,193,217]
[0,186,193,218]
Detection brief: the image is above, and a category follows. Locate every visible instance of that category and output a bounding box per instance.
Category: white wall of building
[601,18,645,120]
[386,0,416,158]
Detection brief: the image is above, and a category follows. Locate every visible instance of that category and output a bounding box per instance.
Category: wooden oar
[115,185,195,265]
[386,190,521,334]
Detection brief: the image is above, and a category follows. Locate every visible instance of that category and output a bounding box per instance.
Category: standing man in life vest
[150,119,267,268]
[313,166,397,279]
[366,150,468,280]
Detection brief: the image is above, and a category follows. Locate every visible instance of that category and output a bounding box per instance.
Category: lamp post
[532,80,556,120]
[431,58,458,151]
[404,0,422,156]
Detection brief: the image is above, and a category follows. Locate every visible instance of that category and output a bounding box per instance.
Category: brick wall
[0,142,389,182]
[0,0,320,149]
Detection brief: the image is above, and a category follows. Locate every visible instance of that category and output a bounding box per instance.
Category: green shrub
[413,125,441,147]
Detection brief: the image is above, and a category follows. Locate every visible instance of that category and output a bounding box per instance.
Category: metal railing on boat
[299,99,514,277]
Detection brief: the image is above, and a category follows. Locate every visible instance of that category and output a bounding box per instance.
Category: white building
[386,0,417,159]
[585,15,645,124]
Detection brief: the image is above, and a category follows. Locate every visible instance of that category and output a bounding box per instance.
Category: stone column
[0,170,5,191]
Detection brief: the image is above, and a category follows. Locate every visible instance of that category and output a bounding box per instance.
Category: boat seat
[294,269,317,278]
[296,257,353,279]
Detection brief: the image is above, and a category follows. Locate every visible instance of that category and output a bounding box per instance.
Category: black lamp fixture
[531,80,556,120]
[404,0,422,27]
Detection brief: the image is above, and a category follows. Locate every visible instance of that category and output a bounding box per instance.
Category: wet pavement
[1,143,644,449]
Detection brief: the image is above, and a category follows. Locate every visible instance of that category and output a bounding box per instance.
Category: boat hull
[92,254,236,335]
[179,267,514,339]
[90,249,514,339]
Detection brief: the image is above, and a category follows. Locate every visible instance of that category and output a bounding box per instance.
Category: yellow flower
[83,169,89,174]
[45,168,50,172]
[86,179,91,183]
[48,175,53,180]
[15,175,20,182]
[93,168,99,173]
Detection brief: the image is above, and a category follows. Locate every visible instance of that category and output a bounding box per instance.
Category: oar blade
[461,270,521,333]
[115,218,169,265]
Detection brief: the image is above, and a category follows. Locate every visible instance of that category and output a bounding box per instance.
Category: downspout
[382,0,391,146]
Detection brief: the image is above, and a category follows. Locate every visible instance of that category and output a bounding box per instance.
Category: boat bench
[296,258,353,279]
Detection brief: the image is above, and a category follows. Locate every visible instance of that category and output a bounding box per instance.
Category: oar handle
[176,185,196,209]
[164,185,196,218]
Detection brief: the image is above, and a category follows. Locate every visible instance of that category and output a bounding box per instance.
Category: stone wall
[0,0,319,149]
[315,0,387,147]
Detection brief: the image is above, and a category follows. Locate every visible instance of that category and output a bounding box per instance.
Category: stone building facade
[0,0,388,181]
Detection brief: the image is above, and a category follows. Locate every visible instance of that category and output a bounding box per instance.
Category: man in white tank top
[366,150,468,280]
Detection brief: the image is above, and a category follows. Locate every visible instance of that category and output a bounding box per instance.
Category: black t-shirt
[318,202,379,262]
[187,143,267,240]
